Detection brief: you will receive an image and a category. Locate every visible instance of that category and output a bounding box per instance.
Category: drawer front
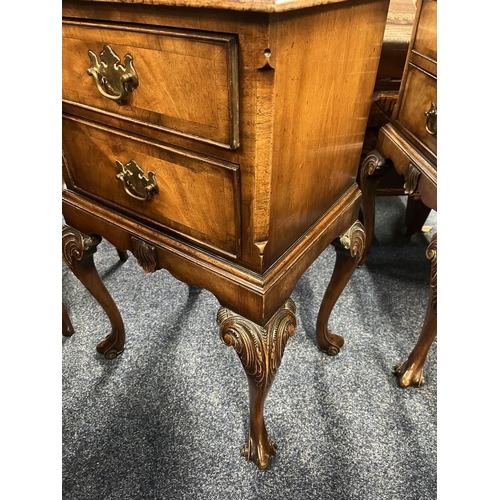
[412,0,437,63]
[397,65,437,156]
[62,20,239,149]
[63,116,241,258]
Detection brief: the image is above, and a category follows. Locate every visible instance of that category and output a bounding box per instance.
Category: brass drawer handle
[115,160,158,201]
[424,102,437,136]
[87,45,139,103]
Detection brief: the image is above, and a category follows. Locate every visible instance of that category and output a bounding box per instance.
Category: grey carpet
[62,195,437,500]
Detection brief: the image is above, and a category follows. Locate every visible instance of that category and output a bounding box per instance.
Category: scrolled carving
[217,299,296,392]
[361,150,386,177]
[426,233,437,313]
[403,163,421,195]
[131,236,158,273]
[62,225,101,271]
[339,220,366,262]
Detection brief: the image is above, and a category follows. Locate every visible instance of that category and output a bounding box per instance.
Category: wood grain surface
[71,0,364,13]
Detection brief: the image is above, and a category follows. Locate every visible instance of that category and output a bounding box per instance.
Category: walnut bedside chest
[358,0,437,388]
[62,0,390,468]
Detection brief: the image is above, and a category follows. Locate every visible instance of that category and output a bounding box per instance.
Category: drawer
[412,0,437,63]
[62,115,241,258]
[396,64,437,156]
[62,20,239,149]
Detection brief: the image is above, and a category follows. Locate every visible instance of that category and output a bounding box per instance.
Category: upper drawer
[62,115,241,258]
[412,0,437,64]
[62,20,240,150]
[396,64,437,158]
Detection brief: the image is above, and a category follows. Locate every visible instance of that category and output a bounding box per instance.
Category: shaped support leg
[394,233,437,387]
[405,195,432,236]
[316,221,366,355]
[62,225,125,359]
[358,150,388,266]
[62,302,74,337]
[117,249,129,262]
[217,299,297,469]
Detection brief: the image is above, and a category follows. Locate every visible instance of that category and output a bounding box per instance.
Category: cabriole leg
[405,195,432,236]
[316,221,366,355]
[62,225,125,359]
[358,150,388,266]
[62,302,74,337]
[217,299,297,469]
[394,233,437,387]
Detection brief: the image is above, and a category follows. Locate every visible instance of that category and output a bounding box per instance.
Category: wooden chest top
[72,0,358,12]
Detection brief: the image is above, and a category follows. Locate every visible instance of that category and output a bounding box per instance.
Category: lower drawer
[396,64,437,158]
[62,115,241,258]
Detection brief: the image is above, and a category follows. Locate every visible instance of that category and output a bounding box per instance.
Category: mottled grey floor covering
[62,196,437,500]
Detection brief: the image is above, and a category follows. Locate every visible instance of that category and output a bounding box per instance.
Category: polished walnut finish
[62,0,390,467]
[359,0,437,387]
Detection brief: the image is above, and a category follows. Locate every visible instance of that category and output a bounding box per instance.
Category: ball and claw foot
[393,360,425,388]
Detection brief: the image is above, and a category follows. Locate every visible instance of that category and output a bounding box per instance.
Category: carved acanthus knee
[360,150,386,183]
[217,299,296,391]
[62,225,101,269]
[339,220,366,264]
[403,162,421,195]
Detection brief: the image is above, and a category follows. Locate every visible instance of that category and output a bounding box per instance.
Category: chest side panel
[264,0,390,264]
